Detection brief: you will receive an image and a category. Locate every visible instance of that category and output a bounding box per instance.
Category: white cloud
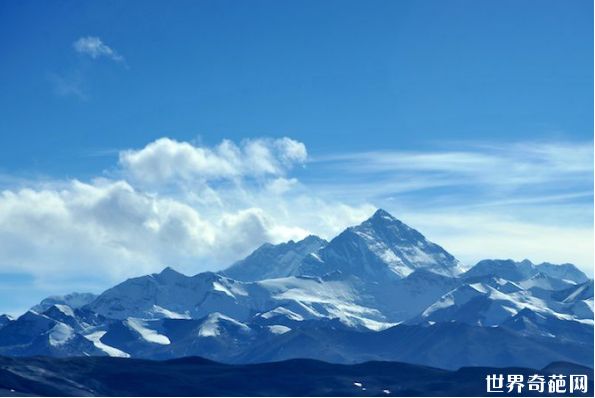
[118,137,307,185]
[0,180,211,282]
[73,36,125,63]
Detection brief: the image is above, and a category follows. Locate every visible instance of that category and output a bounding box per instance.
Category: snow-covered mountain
[86,267,392,330]
[0,209,592,369]
[223,235,328,281]
[30,292,98,313]
[298,209,466,280]
[462,259,588,284]
[0,310,104,357]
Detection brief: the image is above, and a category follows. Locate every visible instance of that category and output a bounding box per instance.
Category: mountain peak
[298,210,463,279]
[154,266,187,282]
[368,209,411,229]
[159,266,182,275]
[222,235,327,282]
[364,209,413,235]
[300,235,327,245]
[371,208,397,221]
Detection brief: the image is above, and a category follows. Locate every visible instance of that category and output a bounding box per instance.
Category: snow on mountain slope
[267,324,291,335]
[125,318,171,345]
[549,281,595,320]
[91,314,285,362]
[256,276,392,330]
[223,235,328,281]
[47,323,75,346]
[84,331,130,358]
[517,272,576,291]
[553,281,594,303]
[257,306,305,322]
[568,299,594,320]
[197,312,251,337]
[298,209,465,280]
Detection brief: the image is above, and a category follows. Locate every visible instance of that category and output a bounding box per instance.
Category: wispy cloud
[311,141,593,203]
[316,141,592,178]
[48,72,88,100]
[49,37,127,100]
[73,36,125,64]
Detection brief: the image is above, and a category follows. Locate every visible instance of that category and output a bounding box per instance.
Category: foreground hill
[0,356,592,397]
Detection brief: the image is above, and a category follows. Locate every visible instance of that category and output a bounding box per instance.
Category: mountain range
[0,209,592,370]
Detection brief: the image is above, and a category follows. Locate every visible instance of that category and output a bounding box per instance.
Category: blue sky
[0,0,593,314]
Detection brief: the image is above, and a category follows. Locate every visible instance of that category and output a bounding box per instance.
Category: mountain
[462,259,537,282]
[240,321,593,370]
[30,292,98,313]
[0,311,103,357]
[223,235,328,281]
[462,259,589,285]
[536,262,590,284]
[2,356,592,397]
[298,209,465,280]
[0,315,13,329]
[355,269,460,321]
[501,308,594,343]
[86,265,393,330]
[416,272,593,327]
[553,280,595,304]
[85,268,259,320]
[0,208,592,371]
[222,209,464,282]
